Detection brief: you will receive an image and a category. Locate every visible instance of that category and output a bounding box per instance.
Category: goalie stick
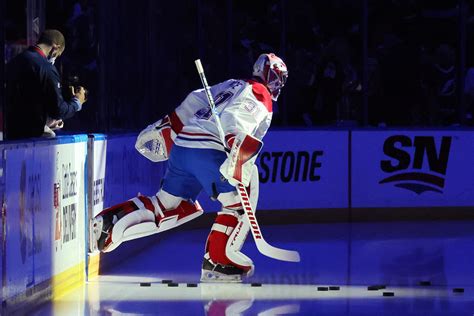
[194,59,300,263]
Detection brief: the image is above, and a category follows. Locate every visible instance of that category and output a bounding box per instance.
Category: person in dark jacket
[5,29,87,140]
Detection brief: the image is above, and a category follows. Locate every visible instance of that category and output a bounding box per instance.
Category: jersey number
[194,91,234,120]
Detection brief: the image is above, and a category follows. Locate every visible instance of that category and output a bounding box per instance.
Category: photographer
[5,29,87,140]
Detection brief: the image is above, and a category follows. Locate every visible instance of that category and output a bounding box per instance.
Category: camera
[63,75,88,100]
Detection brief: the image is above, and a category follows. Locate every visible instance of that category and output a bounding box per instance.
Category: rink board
[102,134,166,208]
[1,136,87,309]
[197,130,349,212]
[256,130,349,210]
[352,130,474,208]
[86,134,107,279]
[2,129,474,314]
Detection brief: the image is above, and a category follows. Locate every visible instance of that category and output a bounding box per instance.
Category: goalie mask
[252,53,288,101]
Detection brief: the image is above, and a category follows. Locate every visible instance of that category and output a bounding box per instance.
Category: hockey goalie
[90,53,288,282]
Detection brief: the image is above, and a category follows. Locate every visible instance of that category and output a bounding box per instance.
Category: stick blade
[256,239,301,262]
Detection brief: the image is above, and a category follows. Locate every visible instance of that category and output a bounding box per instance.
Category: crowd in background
[4,0,474,134]
[229,0,474,127]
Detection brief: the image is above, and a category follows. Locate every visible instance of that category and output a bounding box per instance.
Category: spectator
[5,29,87,140]
[421,43,457,125]
[312,37,360,125]
[464,67,474,124]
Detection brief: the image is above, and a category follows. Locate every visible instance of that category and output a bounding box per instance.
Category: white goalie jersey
[170,79,273,151]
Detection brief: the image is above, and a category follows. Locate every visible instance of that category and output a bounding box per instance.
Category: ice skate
[200,256,246,283]
[90,211,116,253]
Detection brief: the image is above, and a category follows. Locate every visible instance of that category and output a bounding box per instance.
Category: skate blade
[200,270,242,283]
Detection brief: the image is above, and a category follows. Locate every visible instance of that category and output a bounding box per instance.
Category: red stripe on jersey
[181,131,215,137]
[248,80,272,113]
[162,127,174,154]
[169,111,184,134]
[179,131,222,144]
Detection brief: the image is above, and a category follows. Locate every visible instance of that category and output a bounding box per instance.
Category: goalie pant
[91,144,260,277]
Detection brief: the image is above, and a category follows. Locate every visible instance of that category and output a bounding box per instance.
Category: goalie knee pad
[216,191,242,213]
[216,164,259,213]
[90,192,203,253]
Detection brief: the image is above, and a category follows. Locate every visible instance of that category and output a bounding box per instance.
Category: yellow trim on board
[88,253,101,280]
[52,262,85,300]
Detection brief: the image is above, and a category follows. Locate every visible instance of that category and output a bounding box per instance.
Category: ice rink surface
[33,221,474,315]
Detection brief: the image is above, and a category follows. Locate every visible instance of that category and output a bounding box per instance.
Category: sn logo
[379,135,452,194]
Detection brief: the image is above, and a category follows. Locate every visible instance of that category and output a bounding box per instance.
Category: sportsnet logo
[379,135,452,194]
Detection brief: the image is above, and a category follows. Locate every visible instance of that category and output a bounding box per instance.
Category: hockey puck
[139,282,151,287]
[167,282,179,287]
[251,283,262,287]
[367,285,385,291]
[161,280,173,284]
[187,283,198,288]
[329,286,340,291]
[419,281,431,286]
[383,292,394,297]
[317,286,329,291]
[453,288,464,293]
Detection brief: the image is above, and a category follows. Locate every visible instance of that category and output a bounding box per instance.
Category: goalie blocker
[220,133,263,187]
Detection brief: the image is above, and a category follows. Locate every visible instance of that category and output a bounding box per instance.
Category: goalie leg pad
[91,196,158,253]
[90,197,145,253]
[91,192,203,253]
[110,209,156,252]
[154,198,204,233]
[202,210,254,279]
[207,164,260,267]
[199,164,260,280]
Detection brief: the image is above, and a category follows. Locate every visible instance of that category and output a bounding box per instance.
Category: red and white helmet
[252,53,288,101]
